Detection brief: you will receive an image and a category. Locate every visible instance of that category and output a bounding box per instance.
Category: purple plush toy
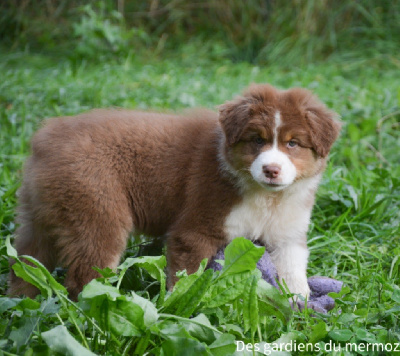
[208,244,342,314]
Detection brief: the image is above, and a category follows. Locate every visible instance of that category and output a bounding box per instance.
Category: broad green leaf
[0,297,21,313]
[35,297,60,315]
[5,236,17,258]
[80,279,121,300]
[134,330,152,355]
[158,313,222,343]
[119,255,167,307]
[242,274,258,335]
[346,184,358,210]
[337,312,359,324]
[163,274,201,310]
[158,320,192,338]
[85,294,144,337]
[224,324,245,338]
[22,256,66,295]
[163,259,208,310]
[16,298,41,310]
[220,237,265,277]
[130,291,158,326]
[161,336,209,356]
[256,279,292,323]
[209,334,237,356]
[385,305,400,315]
[391,287,400,303]
[183,313,218,343]
[157,320,212,354]
[80,281,148,337]
[175,268,213,317]
[107,297,145,336]
[203,271,252,308]
[354,308,369,318]
[11,255,67,298]
[12,263,52,299]
[9,298,60,350]
[118,255,167,276]
[355,328,377,343]
[308,320,327,344]
[42,325,96,356]
[246,342,291,355]
[328,329,353,342]
[10,317,39,349]
[273,331,307,346]
[93,266,117,279]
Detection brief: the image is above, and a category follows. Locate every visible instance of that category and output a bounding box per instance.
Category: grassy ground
[0,47,399,355]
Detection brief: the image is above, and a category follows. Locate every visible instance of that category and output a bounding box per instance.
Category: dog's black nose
[263,165,281,179]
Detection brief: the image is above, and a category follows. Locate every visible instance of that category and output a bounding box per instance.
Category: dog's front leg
[270,242,311,298]
[166,231,222,290]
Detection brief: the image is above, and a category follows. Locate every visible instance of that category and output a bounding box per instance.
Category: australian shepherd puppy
[9,84,341,300]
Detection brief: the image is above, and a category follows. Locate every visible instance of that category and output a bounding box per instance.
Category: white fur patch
[270,243,311,297]
[249,110,297,190]
[223,175,321,296]
[250,149,297,189]
[224,175,320,245]
[273,111,281,148]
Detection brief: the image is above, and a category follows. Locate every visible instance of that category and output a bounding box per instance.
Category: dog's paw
[283,278,311,299]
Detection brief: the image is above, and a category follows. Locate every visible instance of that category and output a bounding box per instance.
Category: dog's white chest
[223,181,317,248]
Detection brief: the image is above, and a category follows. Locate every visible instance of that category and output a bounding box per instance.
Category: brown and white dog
[9,84,341,300]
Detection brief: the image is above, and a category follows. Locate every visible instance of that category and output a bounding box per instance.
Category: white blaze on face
[273,110,281,147]
[250,111,297,190]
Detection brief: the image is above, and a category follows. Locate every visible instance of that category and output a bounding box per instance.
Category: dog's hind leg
[10,174,133,301]
[55,209,133,301]
[9,192,58,298]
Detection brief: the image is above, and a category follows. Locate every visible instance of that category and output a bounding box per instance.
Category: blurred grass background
[1,0,399,65]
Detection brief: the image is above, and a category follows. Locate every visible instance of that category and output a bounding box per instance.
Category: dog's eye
[287,140,298,148]
[254,136,265,145]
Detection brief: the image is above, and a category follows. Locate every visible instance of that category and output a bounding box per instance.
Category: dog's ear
[219,97,252,146]
[305,106,341,158]
[286,88,341,158]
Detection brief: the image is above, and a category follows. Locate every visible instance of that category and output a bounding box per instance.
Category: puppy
[9,84,341,300]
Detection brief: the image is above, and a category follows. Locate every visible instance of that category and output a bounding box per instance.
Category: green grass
[0,47,399,355]
[3,0,400,65]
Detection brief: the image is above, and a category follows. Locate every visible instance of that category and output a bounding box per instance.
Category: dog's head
[219,84,341,191]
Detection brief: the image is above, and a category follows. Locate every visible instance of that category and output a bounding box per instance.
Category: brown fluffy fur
[9,84,341,300]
